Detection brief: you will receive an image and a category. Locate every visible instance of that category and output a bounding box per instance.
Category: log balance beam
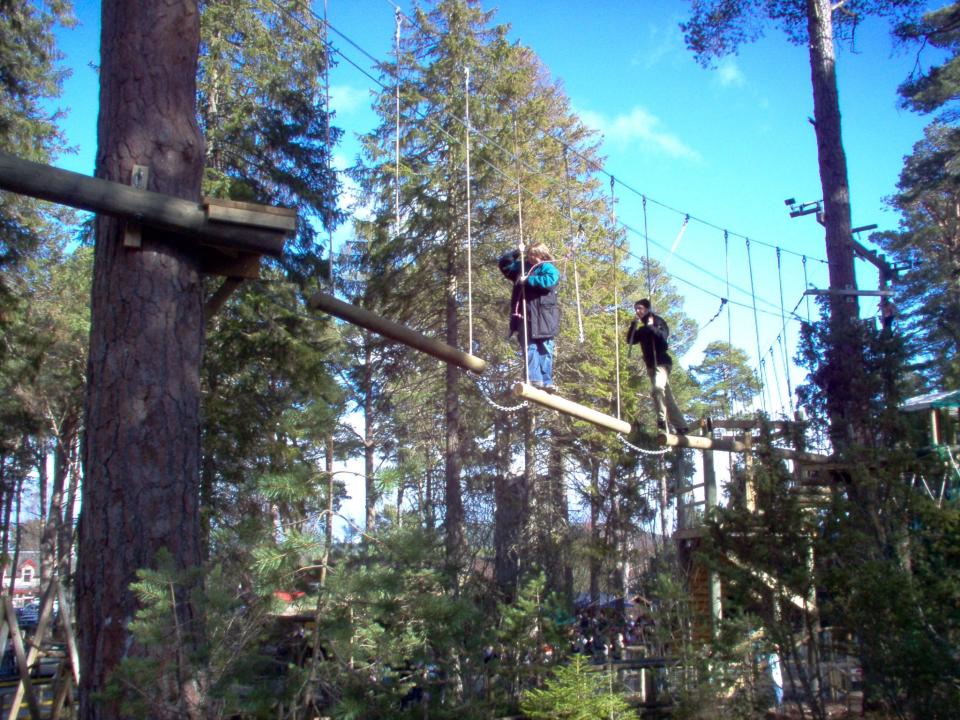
[512,382,632,434]
[658,432,831,463]
[0,152,287,257]
[307,291,487,375]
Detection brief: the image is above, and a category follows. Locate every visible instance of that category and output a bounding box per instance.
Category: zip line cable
[379,0,829,265]
[271,1,815,413]
[288,4,821,334]
[286,0,831,276]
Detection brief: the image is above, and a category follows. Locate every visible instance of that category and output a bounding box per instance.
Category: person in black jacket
[498,242,560,391]
[626,298,688,434]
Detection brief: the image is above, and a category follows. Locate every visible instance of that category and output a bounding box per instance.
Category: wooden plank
[204,198,297,232]
[308,290,487,374]
[3,597,42,720]
[511,383,631,434]
[56,581,80,687]
[203,197,296,218]
[0,152,289,258]
[710,418,796,431]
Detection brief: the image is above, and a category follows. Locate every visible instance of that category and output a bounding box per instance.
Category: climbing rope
[642,195,652,297]
[611,176,622,421]
[776,248,795,414]
[393,9,402,244]
[464,66,474,353]
[562,148,585,344]
[323,0,334,289]
[746,238,768,414]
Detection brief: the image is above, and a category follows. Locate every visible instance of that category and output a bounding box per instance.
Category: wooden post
[308,290,487,374]
[703,449,722,636]
[3,597,42,720]
[512,383,631,434]
[743,433,755,512]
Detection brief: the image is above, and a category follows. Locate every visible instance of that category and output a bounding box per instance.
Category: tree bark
[443,237,466,571]
[806,0,865,443]
[77,2,205,718]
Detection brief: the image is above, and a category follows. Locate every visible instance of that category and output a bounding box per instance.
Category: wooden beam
[511,382,631,434]
[710,418,796,431]
[204,277,245,322]
[308,290,487,374]
[204,197,297,232]
[0,152,289,257]
[658,433,748,452]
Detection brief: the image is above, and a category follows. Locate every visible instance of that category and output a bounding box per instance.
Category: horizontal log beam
[709,418,798,431]
[0,152,288,257]
[308,290,487,374]
[512,383,631,434]
[659,433,748,452]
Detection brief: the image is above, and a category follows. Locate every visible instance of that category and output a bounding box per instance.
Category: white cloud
[716,58,745,88]
[329,84,369,115]
[578,106,700,161]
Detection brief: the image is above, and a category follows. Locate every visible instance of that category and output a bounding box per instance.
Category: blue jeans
[520,338,554,387]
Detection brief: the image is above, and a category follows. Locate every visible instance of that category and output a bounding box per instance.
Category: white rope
[611,177,622,421]
[464,66,474,354]
[668,214,689,257]
[323,0,333,289]
[515,118,530,385]
[393,9,402,244]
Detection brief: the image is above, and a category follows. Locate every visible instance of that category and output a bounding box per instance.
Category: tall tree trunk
[494,420,526,599]
[42,414,76,587]
[37,439,50,584]
[806,0,864,444]
[59,439,80,583]
[443,239,466,571]
[77,2,205,718]
[588,459,601,603]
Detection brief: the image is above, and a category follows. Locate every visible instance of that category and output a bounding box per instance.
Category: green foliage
[199,0,344,282]
[519,654,631,720]
[896,2,960,117]
[682,0,922,66]
[689,340,761,420]
[874,121,960,389]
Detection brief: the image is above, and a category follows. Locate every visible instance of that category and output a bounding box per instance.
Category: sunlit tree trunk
[77,1,205,718]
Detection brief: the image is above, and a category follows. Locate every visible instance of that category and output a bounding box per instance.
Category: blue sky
[51,0,944,416]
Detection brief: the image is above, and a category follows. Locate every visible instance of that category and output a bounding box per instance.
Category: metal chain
[470,376,528,413]
[617,433,671,456]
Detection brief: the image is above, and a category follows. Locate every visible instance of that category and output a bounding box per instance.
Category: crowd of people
[566,601,657,662]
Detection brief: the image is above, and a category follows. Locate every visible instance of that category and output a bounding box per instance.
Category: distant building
[1,551,41,607]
